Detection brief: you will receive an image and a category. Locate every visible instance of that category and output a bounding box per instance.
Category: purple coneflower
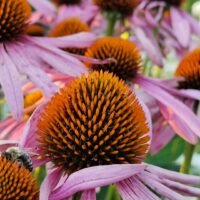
[150,48,200,153]
[131,0,200,65]
[0,72,74,141]
[0,0,96,120]
[20,71,200,200]
[84,37,200,146]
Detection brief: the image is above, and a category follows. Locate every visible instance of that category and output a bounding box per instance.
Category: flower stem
[180,100,199,174]
[105,185,121,200]
[180,143,195,174]
[105,11,118,36]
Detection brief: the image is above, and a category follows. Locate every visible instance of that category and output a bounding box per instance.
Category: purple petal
[40,168,63,200]
[170,8,191,48]
[162,179,200,197]
[146,164,200,185]
[134,75,200,138]
[117,181,139,199]
[26,37,88,76]
[8,44,58,96]
[27,0,56,16]
[30,33,96,49]
[158,102,198,144]
[150,117,175,154]
[49,164,146,199]
[81,190,96,200]
[138,171,184,200]
[19,103,45,149]
[117,177,160,200]
[134,28,163,66]
[0,45,23,120]
[0,140,18,152]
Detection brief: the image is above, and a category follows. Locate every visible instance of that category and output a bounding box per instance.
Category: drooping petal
[138,171,185,200]
[0,45,23,120]
[134,28,163,66]
[8,43,58,96]
[49,164,146,199]
[40,167,63,200]
[170,8,191,48]
[150,116,176,154]
[162,179,200,197]
[30,33,96,49]
[19,103,45,149]
[0,140,18,152]
[158,102,198,144]
[117,180,139,200]
[26,37,88,76]
[27,0,56,16]
[146,164,200,185]
[134,75,200,138]
[80,190,96,200]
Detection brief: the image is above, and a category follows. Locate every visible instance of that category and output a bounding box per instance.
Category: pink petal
[0,140,18,152]
[117,180,139,200]
[158,102,198,144]
[150,117,176,154]
[9,44,58,96]
[184,11,200,35]
[146,164,200,185]
[19,103,45,149]
[138,171,184,200]
[162,179,200,197]
[27,0,56,16]
[134,75,200,138]
[26,37,88,76]
[134,28,163,66]
[170,8,191,48]
[30,33,96,49]
[40,167,63,200]
[49,164,146,199]
[81,190,96,200]
[0,45,23,120]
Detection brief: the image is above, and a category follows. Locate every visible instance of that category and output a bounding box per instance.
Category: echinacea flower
[150,48,200,153]
[0,72,74,141]
[0,0,96,120]
[21,71,200,200]
[30,0,99,26]
[93,0,140,17]
[131,0,200,64]
[84,37,200,146]
[0,155,39,199]
[49,17,90,55]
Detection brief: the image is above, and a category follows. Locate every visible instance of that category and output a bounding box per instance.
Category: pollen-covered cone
[37,71,150,174]
[0,156,39,199]
[93,0,140,16]
[176,48,200,90]
[0,0,96,120]
[49,18,90,55]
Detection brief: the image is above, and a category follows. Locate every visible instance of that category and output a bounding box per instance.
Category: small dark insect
[1,147,33,172]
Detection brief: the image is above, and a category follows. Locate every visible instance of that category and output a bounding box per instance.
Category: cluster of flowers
[0,0,200,199]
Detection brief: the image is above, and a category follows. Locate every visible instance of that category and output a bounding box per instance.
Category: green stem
[105,12,118,36]
[180,143,195,174]
[105,185,121,200]
[180,101,199,174]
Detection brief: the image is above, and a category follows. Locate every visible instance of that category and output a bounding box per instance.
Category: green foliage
[145,136,185,168]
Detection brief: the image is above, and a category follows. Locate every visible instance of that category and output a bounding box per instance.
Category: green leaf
[145,136,185,168]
